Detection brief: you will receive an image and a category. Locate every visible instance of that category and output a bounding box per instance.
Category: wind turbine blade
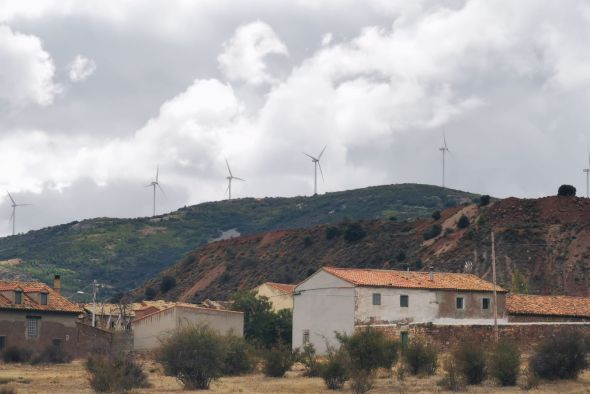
[155,166,159,183]
[224,183,230,196]
[17,204,32,207]
[318,145,327,159]
[318,162,325,183]
[225,159,233,177]
[234,177,246,182]
[156,183,167,199]
[145,184,152,187]
[303,152,317,161]
[6,191,15,205]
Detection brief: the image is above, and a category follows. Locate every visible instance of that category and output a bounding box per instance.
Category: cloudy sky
[1,0,590,235]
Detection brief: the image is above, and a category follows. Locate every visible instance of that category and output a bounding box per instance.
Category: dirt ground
[0,360,589,393]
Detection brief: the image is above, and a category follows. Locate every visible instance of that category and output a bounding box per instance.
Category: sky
[1,0,590,235]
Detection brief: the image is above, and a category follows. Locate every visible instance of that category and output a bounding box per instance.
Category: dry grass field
[0,360,588,393]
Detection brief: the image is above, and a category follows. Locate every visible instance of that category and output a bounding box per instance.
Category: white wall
[176,307,244,337]
[292,270,355,354]
[355,287,439,324]
[133,307,177,351]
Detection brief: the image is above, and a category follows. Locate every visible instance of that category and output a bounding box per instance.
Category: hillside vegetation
[139,195,590,302]
[0,184,478,296]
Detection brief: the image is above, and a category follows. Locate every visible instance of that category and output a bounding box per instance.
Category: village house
[0,275,83,356]
[506,294,590,322]
[254,282,296,311]
[132,302,244,351]
[292,267,507,353]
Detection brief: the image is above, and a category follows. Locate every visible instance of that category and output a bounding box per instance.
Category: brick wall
[376,322,590,353]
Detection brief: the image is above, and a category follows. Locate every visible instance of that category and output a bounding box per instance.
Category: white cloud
[67,55,97,82]
[0,25,60,106]
[218,20,288,85]
[321,33,333,46]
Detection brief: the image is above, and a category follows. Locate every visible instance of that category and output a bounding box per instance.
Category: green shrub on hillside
[423,224,442,240]
[160,275,176,293]
[344,223,367,242]
[325,226,341,240]
[457,215,470,229]
[431,211,441,220]
[557,184,576,197]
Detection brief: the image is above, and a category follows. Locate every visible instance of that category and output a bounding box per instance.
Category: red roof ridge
[263,282,297,294]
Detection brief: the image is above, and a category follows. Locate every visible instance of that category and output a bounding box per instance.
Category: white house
[254,282,296,311]
[133,303,244,351]
[292,267,507,353]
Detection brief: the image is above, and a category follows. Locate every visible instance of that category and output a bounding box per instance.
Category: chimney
[429,266,434,281]
[53,274,61,294]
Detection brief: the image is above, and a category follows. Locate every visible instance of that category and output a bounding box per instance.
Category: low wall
[76,323,133,357]
[373,322,590,353]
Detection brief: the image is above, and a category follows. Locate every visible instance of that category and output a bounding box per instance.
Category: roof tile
[0,280,82,313]
[507,294,590,317]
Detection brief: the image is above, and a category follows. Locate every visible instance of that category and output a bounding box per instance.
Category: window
[40,293,48,305]
[303,329,310,345]
[0,336,5,351]
[400,295,409,308]
[482,298,490,310]
[14,291,22,304]
[372,293,381,305]
[26,316,40,339]
[456,297,464,310]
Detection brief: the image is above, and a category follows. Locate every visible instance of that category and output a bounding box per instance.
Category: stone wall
[376,322,590,353]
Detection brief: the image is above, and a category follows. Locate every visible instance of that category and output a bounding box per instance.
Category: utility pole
[92,280,99,328]
[491,230,499,343]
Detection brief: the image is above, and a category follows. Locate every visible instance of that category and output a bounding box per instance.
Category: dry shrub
[529,330,589,380]
[31,343,72,364]
[262,344,297,377]
[320,347,348,390]
[2,346,32,363]
[85,353,150,393]
[403,339,438,375]
[438,354,466,392]
[300,343,321,377]
[349,369,374,394]
[489,340,520,386]
[453,341,486,384]
[222,335,255,376]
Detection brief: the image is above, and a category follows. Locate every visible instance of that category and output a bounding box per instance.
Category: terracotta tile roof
[321,267,507,292]
[264,282,297,294]
[0,280,82,313]
[507,294,590,317]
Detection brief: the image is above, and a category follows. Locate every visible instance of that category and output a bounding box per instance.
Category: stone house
[132,303,244,351]
[507,294,590,322]
[0,276,83,356]
[254,282,296,311]
[292,267,507,353]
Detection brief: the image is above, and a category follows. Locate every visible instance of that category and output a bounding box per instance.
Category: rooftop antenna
[225,159,245,200]
[439,132,450,188]
[7,191,31,236]
[584,150,590,198]
[303,145,327,196]
[145,166,165,217]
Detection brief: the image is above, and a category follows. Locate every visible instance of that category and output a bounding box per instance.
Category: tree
[479,195,491,206]
[231,290,292,348]
[457,215,470,229]
[160,276,176,293]
[423,224,442,240]
[144,286,156,300]
[344,222,367,242]
[557,184,576,197]
[431,211,441,221]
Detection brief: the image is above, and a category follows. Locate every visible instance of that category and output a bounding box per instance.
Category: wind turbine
[439,132,450,188]
[146,166,165,217]
[584,151,590,198]
[225,159,245,200]
[303,145,327,196]
[7,191,31,236]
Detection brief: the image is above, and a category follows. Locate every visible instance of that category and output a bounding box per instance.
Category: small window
[456,297,464,310]
[0,336,5,350]
[372,293,381,305]
[482,298,490,310]
[303,329,310,345]
[26,316,40,339]
[14,291,22,305]
[400,295,409,308]
[40,293,48,305]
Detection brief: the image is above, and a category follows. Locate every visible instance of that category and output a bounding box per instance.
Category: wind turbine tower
[7,191,31,236]
[225,160,245,200]
[584,152,590,198]
[146,166,165,217]
[439,133,450,188]
[304,145,327,196]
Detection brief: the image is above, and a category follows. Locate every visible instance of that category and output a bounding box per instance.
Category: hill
[0,183,479,296]
[138,195,590,302]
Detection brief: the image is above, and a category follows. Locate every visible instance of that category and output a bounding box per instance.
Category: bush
[457,215,470,229]
[303,236,313,248]
[422,224,442,240]
[438,355,466,392]
[222,335,255,376]
[157,325,225,389]
[321,348,348,389]
[479,195,491,206]
[325,226,341,240]
[86,353,149,393]
[263,344,297,377]
[431,211,441,220]
[349,369,374,394]
[159,276,176,293]
[37,343,72,364]
[395,251,406,262]
[453,341,486,384]
[490,340,520,386]
[336,327,399,372]
[529,331,589,380]
[144,286,156,300]
[557,184,576,197]
[404,340,438,375]
[300,343,321,377]
[344,222,367,242]
[2,346,32,363]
